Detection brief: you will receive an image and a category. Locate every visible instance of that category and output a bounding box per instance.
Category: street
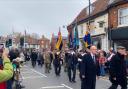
[20,62,120,89]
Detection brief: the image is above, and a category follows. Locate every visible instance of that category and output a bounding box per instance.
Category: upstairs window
[98,21,105,28]
[118,8,128,26]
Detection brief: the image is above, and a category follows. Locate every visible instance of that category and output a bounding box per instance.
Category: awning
[109,26,128,40]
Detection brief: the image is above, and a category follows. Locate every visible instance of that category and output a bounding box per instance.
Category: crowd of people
[0,45,128,89]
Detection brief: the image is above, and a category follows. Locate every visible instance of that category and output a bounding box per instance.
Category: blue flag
[73,24,79,49]
[84,31,91,48]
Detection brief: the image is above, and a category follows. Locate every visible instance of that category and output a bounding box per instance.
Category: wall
[109,3,128,29]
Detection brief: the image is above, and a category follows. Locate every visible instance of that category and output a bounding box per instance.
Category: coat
[53,54,61,67]
[30,52,38,61]
[81,53,100,89]
[44,53,51,64]
[0,57,13,83]
[67,53,78,69]
[109,52,127,79]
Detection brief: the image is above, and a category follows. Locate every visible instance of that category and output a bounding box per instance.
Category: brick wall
[109,3,128,29]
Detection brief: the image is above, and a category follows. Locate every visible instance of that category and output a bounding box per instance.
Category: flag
[56,30,63,50]
[69,31,73,48]
[84,31,91,48]
[73,23,79,49]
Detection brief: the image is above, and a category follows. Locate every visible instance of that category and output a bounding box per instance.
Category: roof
[108,0,128,8]
[71,0,109,25]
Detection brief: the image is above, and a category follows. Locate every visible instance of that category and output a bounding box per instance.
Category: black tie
[93,55,96,64]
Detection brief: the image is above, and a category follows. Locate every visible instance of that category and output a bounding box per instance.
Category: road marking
[22,71,34,74]
[31,69,47,77]
[23,65,28,68]
[22,76,44,79]
[61,84,73,89]
[41,86,64,89]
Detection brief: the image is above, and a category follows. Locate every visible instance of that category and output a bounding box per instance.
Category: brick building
[67,0,109,51]
[67,0,128,51]
[108,0,128,50]
[39,35,50,50]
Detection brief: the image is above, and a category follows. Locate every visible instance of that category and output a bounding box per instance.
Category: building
[67,0,109,51]
[39,35,50,50]
[108,0,128,50]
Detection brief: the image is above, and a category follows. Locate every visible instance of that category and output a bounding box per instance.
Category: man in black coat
[30,49,38,68]
[53,52,61,76]
[81,46,100,89]
[67,49,78,83]
[109,46,127,89]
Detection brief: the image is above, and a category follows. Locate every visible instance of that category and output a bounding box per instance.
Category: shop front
[109,26,128,50]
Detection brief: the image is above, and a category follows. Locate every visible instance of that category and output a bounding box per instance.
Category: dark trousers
[7,79,12,89]
[37,60,41,65]
[81,77,96,89]
[54,65,61,75]
[109,77,127,89]
[32,61,36,68]
[68,66,76,82]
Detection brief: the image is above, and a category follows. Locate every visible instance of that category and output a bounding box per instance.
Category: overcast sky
[0,0,95,39]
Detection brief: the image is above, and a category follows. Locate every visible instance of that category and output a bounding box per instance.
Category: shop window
[118,8,128,26]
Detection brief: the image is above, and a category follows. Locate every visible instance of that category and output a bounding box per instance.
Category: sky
[0,0,94,39]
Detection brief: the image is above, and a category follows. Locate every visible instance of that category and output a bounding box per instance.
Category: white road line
[22,71,34,74]
[41,86,64,89]
[23,65,28,68]
[61,84,73,89]
[23,76,44,79]
[31,69,47,78]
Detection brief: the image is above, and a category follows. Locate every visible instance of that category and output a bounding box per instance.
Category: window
[98,21,105,28]
[118,8,128,26]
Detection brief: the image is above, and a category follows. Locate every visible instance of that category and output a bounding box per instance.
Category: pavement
[21,62,121,89]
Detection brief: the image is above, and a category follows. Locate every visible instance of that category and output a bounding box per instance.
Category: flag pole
[88,0,91,28]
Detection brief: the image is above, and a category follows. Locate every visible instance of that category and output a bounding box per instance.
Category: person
[0,49,6,89]
[30,49,38,68]
[39,51,44,67]
[81,45,100,89]
[0,48,13,83]
[98,50,106,76]
[109,46,127,89]
[37,52,41,66]
[24,51,30,62]
[77,50,86,80]
[49,52,54,69]
[53,52,61,76]
[67,49,78,83]
[64,50,68,72]
[44,51,51,73]
[9,47,19,62]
